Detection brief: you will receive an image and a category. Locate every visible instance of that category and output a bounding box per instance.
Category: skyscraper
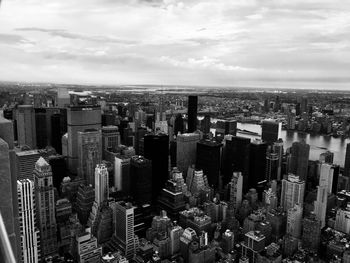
[114,201,138,259]
[16,105,37,149]
[174,113,184,136]
[130,155,153,205]
[95,164,109,205]
[77,129,102,185]
[335,203,350,234]
[229,171,243,209]
[17,179,40,263]
[319,163,334,194]
[144,133,169,202]
[286,204,303,239]
[302,212,321,252]
[266,151,279,182]
[248,140,268,190]
[187,96,198,133]
[51,109,67,154]
[314,185,328,228]
[281,174,305,211]
[261,120,281,144]
[272,139,283,181]
[33,157,57,256]
[176,133,201,174]
[102,125,120,156]
[196,140,222,188]
[114,156,131,193]
[67,105,101,174]
[320,150,334,164]
[288,140,310,181]
[344,143,350,178]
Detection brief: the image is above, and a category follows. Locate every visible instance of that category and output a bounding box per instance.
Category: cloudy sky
[0,0,350,89]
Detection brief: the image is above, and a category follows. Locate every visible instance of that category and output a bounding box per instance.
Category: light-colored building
[281,174,305,211]
[287,204,303,238]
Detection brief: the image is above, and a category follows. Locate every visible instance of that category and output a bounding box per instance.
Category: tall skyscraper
[77,129,102,185]
[300,96,308,114]
[94,164,109,205]
[56,87,70,108]
[281,174,305,211]
[319,163,334,194]
[187,96,198,133]
[288,140,310,181]
[130,155,153,205]
[261,120,281,144]
[144,133,169,202]
[16,105,37,149]
[114,201,138,259]
[114,156,131,193]
[72,228,102,263]
[67,105,101,174]
[196,140,222,188]
[344,143,350,178]
[248,139,268,190]
[302,212,321,252]
[335,203,350,234]
[102,126,120,156]
[33,157,57,256]
[174,114,184,136]
[286,204,303,239]
[314,185,328,228]
[222,136,250,188]
[51,109,67,154]
[0,117,19,261]
[176,133,201,174]
[266,151,279,182]
[320,150,334,164]
[272,139,283,181]
[229,171,243,209]
[17,179,40,263]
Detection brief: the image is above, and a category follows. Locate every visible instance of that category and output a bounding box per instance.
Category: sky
[0,0,350,89]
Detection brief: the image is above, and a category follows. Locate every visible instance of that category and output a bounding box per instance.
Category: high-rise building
[51,109,67,154]
[17,179,41,263]
[16,105,37,149]
[102,126,120,157]
[248,140,268,190]
[57,87,70,108]
[144,133,169,202]
[229,172,243,209]
[196,140,222,188]
[33,157,58,256]
[344,143,350,178]
[114,201,138,259]
[287,112,296,130]
[266,151,279,182]
[281,174,305,211]
[187,96,198,133]
[241,231,266,263]
[0,116,19,260]
[302,212,321,251]
[95,164,109,205]
[335,203,350,234]
[114,156,131,193]
[77,129,102,185]
[288,140,310,181]
[320,151,334,164]
[130,155,153,205]
[272,139,283,181]
[76,184,95,225]
[222,136,250,188]
[314,185,327,228]
[300,96,308,114]
[72,228,102,263]
[174,113,184,136]
[286,204,303,239]
[176,133,201,174]
[261,120,281,144]
[319,163,334,193]
[34,108,61,149]
[201,115,211,134]
[67,105,101,174]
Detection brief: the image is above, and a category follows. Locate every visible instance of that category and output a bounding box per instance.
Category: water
[210,121,349,167]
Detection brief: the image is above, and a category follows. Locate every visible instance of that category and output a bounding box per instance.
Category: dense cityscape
[0,84,350,263]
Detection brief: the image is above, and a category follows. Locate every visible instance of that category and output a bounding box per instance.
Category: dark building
[76,184,95,225]
[288,140,310,181]
[201,115,211,134]
[144,133,169,202]
[332,165,340,194]
[170,140,177,168]
[261,120,281,144]
[196,140,222,188]
[222,136,250,188]
[130,155,153,205]
[174,114,184,136]
[48,155,67,192]
[35,108,48,148]
[266,150,279,182]
[135,127,148,155]
[344,143,350,178]
[248,140,268,191]
[51,109,67,154]
[187,96,198,133]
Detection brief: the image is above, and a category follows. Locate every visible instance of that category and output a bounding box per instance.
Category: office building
[288,140,310,181]
[229,171,243,209]
[314,185,328,228]
[114,201,138,259]
[72,228,102,263]
[57,87,70,108]
[102,126,120,156]
[281,174,305,211]
[287,112,296,130]
[17,179,41,263]
[77,129,102,185]
[76,184,95,225]
[319,163,334,193]
[174,113,184,136]
[67,105,101,174]
[144,133,169,202]
[266,151,279,182]
[51,110,67,154]
[187,95,198,133]
[286,204,303,239]
[248,140,268,190]
[222,136,250,188]
[176,133,201,174]
[261,120,281,144]
[34,108,61,149]
[272,139,283,181]
[241,231,265,263]
[17,105,36,149]
[130,156,152,205]
[345,143,350,178]
[320,150,334,164]
[302,212,321,251]
[114,156,131,193]
[95,164,109,205]
[196,140,222,188]
[33,157,58,256]
[335,203,350,234]
[201,115,211,135]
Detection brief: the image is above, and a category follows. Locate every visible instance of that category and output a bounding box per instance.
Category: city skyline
[0,0,350,89]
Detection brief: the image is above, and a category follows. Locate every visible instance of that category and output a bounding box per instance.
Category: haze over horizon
[1,0,350,90]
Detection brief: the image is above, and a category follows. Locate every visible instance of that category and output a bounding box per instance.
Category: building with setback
[281,174,305,212]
